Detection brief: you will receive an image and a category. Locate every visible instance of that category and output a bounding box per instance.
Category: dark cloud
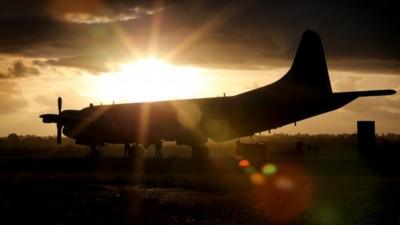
[165,0,400,73]
[0,0,398,74]
[9,61,40,77]
[329,59,400,75]
[52,1,160,24]
[0,61,40,79]
[0,0,160,23]
[44,55,112,74]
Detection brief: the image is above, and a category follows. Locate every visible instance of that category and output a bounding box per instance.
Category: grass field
[0,158,399,225]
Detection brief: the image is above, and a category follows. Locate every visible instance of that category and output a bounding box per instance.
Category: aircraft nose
[39,114,59,123]
[40,110,81,124]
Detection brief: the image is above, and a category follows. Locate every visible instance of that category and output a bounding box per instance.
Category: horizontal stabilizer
[336,89,396,97]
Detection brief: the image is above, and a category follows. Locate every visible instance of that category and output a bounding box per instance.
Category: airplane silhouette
[40,30,396,158]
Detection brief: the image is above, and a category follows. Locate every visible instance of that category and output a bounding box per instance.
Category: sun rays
[93,1,251,104]
[91,58,206,103]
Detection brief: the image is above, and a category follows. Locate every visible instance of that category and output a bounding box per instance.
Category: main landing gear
[88,145,102,158]
[190,143,210,159]
[88,142,209,159]
[154,141,163,158]
[122,141,163,158]
[124,143,144,158]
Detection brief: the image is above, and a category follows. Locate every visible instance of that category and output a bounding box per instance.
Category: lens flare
[275,176,295,192]
[244,166,256,174]
[252,163,313,223]
[262,163,277,176]
[238,159,250,168]
[250,172,265,185]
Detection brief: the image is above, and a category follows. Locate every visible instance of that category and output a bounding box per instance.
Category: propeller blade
[57,97,62,114]
[57,124,62,145]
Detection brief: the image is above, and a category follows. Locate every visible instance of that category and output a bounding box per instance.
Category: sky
[0,0,399,136]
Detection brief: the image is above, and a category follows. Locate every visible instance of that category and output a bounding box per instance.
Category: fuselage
[60,85,356,146]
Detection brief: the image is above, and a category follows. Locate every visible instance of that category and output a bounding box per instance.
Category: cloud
[48,0,160,24]
[0,93,28,114]
[0,80,28,114]
[9,61,40,77]
[44,56,112,74]
[35,90,92,112]
[338,84,400,121]
[0,61,40,79]
[332,75,364,92]
[329,59,400,75]
[0,72,7,79]
[0,80,23,94]
[0,0,398,74]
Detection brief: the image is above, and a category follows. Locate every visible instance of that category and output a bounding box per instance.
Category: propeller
[56,97,62,144]
[57,123,62,144]
[58,97,62,114]
[39,97,63,145]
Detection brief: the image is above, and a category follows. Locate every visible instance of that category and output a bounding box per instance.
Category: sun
[91,57,208,103]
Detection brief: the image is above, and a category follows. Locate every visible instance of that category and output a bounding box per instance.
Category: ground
[0,158,399,225]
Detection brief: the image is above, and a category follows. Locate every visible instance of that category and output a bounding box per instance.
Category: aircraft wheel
[191,144,209,159]
[199,146,210,158]
[129,144,144,158]
[124,143,130,157]
[135,145,145,157]
[154,142,163,158]
[191,146,199,158]
[89,145,101,159]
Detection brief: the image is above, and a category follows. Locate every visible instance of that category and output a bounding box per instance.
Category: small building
[357,121,376,156]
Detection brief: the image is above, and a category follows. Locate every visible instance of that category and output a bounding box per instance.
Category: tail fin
[277,30,332,95]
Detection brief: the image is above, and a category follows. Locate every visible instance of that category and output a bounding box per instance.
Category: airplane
[40,30,396,158]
